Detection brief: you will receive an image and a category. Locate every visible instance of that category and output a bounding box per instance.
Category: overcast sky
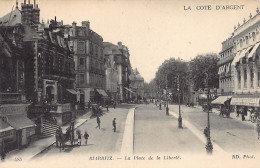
[0,0,259,82]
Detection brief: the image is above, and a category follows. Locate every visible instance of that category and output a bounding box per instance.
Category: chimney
[72,21,77,37]
[118,42,122,49]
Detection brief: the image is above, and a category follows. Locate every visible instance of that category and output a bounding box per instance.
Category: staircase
[42,119,59,137]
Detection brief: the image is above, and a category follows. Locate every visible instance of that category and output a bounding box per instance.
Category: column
[240,66,244,90]
[247,65,250,91]
[253,64,258,91]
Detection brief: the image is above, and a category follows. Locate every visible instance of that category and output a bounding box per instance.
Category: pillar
[247,65,250,91]
[253,64,258,91]
[240,66,244,90]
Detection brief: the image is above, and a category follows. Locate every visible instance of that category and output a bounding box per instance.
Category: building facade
[218,36,235,95]
[65,21,106,104]
[103,42,131,103]
[130,68,144,101]
[230,9,260,115]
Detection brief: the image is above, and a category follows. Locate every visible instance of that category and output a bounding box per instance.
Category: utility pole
[205,72,213,154]
[178,74,182,128]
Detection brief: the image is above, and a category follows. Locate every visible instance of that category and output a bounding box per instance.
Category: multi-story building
[230,8,260,115]
[130,68,144,101]
[65,21,106,104]
[103,42,132,103]
[218,36,235,95]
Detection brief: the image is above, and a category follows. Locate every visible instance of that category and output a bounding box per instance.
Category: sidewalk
[193,105,257,127]
[5,109,92,161]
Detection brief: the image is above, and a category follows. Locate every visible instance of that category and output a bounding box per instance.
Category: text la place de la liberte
[184,5,245,11]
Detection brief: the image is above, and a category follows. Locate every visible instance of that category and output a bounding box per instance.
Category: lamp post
[205,72,213,154]
[166,75,169,115]
[177,74,182,128]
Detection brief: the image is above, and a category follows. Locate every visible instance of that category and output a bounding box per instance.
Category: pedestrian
[113,102,116,109]
[55,128,60,147]
[77,130,81,145]
[96,116,101,129]
[112,118,116,132]
[236,106,240,117]
[204,127,209,138]
[84,131,89,145]
[106,104,109,112]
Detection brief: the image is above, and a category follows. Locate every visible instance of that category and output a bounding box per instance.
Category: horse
[56,129,72,151]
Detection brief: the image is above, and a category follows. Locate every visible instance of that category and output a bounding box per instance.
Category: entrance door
[21,129,27,146]
[46,86,54,103]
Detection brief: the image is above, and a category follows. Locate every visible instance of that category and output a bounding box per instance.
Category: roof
[0,120,15,133]
[0,8,21,27]
[6,114,36,130]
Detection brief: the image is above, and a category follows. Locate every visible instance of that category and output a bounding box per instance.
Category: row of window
[220,78,233,89]
[78,73,105,88]
[220,48,233,60]
[237,69,260,89]
[234,31,257,50]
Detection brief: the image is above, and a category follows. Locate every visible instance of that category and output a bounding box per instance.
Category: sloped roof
[0,8,21,27]
[6,114,36,130]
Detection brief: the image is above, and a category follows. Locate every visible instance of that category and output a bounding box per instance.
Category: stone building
[130,68,144,101]
[103,42,132,103]
[65,21,106,104]
[230,8,260,114]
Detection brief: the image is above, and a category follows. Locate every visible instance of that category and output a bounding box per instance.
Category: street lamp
[177,74,182,128]
[166,75,169,115]
[205,72,213,154]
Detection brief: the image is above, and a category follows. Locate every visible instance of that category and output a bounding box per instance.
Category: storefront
[6,114,36,148]
[0,120,16,152]
[231,94,260,119]
[49,103,72,125]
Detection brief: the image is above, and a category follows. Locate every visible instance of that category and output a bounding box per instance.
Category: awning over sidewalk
[0,121,15,133]
[66,89,79,95]
[248,42,260,59]
[96,89,108,97]
[124,87,136,94]
[6,114,36,130]
[231,95,260,107]
[211,96,232,105]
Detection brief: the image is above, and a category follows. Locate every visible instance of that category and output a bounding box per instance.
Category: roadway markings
[120,107,135,156]
[169,110,226,154]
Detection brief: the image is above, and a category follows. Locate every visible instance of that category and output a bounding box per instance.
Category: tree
[189,53,219,91]
[154,58,189,103]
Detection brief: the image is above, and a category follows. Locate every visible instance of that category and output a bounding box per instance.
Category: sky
[0,0,259,83]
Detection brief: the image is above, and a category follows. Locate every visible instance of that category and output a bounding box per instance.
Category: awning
[231,46,253,66]
[248,42,260,59]
[231,95,260,107]
[0,121,15,133]
[124,87,136,94]
[66,89,78,94]
[6,114,36,130]
[96,89,108,97]
[211,96,232,105]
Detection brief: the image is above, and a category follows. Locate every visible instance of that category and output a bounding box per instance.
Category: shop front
[49,103,72,125]
[231,94,260,120]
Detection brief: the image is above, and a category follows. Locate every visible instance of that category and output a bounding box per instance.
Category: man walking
[106,104,109,112]
[84,131,89,145]
[112,118,116,132]
[96,116,101,129]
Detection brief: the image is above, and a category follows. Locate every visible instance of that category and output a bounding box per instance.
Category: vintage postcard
[0,0,260,167]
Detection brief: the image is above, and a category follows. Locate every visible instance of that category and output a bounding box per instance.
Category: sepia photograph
[0,0,260,167]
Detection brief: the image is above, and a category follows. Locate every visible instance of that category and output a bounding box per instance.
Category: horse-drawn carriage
[55,122,76,151]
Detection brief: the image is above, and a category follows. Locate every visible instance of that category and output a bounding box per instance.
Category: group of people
[55,115,117,150]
